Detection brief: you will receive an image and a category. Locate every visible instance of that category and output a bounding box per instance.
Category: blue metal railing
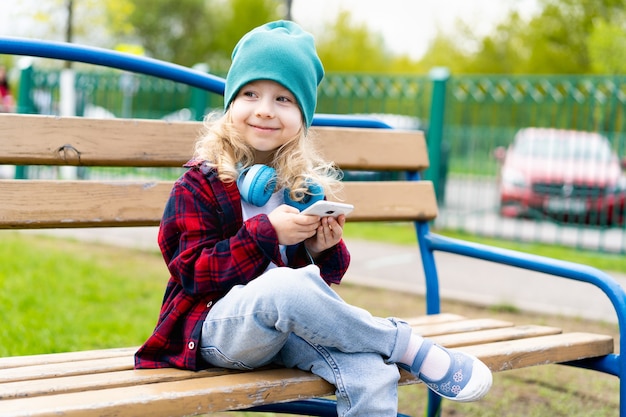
[419,231,626,416]
[0,37,393,130]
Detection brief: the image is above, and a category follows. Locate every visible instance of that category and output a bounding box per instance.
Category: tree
[415,18,494,75]
[104,0,282,69]
[208,0,284,71]
[588,17,626,74]
[467,12,529,74]
[315,10,392,73]
[416,31,468,75]
[490,0,626,74]
[417,0,626,74]
[520,1,590,73]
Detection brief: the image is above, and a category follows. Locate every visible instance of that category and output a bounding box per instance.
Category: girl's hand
[304,214,346,259]
[267,205,321,245]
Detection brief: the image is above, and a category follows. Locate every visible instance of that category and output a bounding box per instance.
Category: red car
[494,128,626,226]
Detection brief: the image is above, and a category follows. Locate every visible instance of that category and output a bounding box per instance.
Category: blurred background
[1,0,626,253]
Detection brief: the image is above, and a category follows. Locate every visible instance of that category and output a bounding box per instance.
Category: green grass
[343,222,626,274]
[0,232,166,356]
[0,230,620,416]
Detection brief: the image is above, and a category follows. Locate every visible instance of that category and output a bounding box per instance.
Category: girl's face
[230,80,303,164]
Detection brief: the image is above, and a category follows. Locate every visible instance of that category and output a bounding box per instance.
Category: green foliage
[106,0,216,66]
[0,57,14,74]
[208,0,284,70]
[521,2,591,73]
[588,18,626,74]
[104,0,282,68]
[417,29,470,75]
[465,13,529,74]
[416,0,626,75]
[315,10,392,73]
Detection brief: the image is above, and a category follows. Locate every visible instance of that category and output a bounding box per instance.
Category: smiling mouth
[250,124,278,131]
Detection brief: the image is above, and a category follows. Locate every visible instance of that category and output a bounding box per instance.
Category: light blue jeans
[200,264,414,417]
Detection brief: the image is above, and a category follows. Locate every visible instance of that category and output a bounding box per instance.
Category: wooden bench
[1,35,625,417]
[0,112,623,417]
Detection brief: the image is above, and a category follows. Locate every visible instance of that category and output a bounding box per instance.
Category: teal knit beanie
[224,20,324,129]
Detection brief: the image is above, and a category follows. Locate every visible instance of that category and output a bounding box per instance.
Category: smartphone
[300,201,354,217]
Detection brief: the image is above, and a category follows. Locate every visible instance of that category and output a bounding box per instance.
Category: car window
[514,134,613,162]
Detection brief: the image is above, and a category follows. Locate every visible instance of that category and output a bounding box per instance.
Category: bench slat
[314,126,428,170]
[0,180,437,228]
[430,325,563,348]
[0,114,428,170]
[462,332,614,371]
[0,368,237,400]
[0,347,138,370]
[0,368,336,417]
[413,318,514,337]
[342,181,437,221]
[0,357,134,384]
[0,180,172,228]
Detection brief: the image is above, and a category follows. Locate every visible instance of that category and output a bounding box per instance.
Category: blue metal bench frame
[1,37,625,417]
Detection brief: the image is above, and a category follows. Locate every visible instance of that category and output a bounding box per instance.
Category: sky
[0,0,540,60]
[293,0,540,59]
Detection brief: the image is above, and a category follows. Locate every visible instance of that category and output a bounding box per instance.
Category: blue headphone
[237,164,324,211]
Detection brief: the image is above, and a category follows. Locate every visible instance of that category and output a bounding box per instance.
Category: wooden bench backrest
[0,113,437,228]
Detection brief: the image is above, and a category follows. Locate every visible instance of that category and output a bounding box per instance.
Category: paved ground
[16,226,626,324]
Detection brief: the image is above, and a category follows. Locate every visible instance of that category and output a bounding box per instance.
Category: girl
[135,20,492,416]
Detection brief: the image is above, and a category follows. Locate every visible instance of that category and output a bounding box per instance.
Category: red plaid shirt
[134,162,350,370]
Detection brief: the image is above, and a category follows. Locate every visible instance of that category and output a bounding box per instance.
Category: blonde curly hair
[193,109,344,203]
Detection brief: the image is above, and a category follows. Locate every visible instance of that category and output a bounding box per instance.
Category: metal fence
[17,65,224,120]
[11,63,626,253]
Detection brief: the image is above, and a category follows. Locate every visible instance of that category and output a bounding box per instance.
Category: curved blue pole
[312,113,392,129]
[424,231,626,417]
[0,37,226,94]
[425,232,626,331]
